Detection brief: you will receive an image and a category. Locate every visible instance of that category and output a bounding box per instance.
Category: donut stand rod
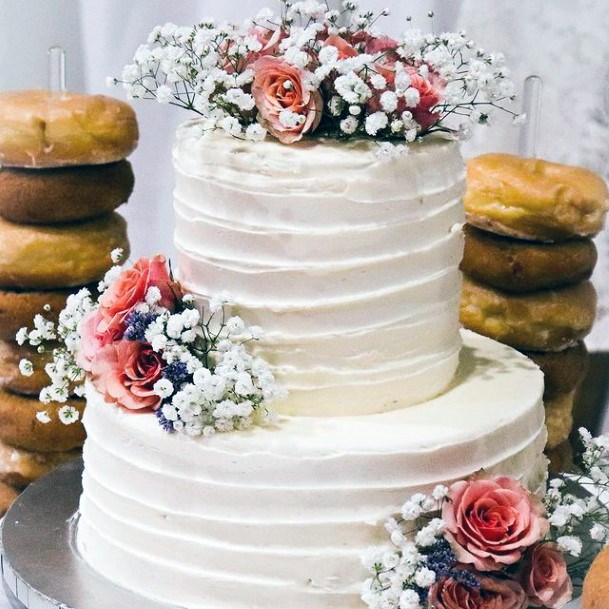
[48,46,66,93]
[518,75,543,158]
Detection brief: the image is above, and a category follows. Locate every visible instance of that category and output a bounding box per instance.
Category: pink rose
[430,572,527,609]
[91,340,163,411]
[224,27,285,72]
[98,255,178,336]
[249,26,283,57]
[365,35,398,55]
[252,57,323,143]
[370,61,444,132]
[76,310,120,372]
[442,476,549,571]
[519,543,573,608]
[406,67,445,132]
[324,34,358,60]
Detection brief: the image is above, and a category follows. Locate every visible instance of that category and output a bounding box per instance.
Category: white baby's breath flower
[209,292,233,314]
[284,47,310,68]
[220,115,243,137]
[151,334,169,352]
[18,359,34,377]
[341,116,359,134]
[365,111,388,136]
[145,286,162,306]
[249,325,264,340]
[226,316,245,335]
[414,567,436,588]
[156,84,174,104]
[36,410,51,424]
[401,500,422,521]
[279,109,305,128]
[110,247,124,264]
[245,123,267,142]
[590,523,607,542]
[15,327,28,346]
[58,405,80,425]
[399,589,421,609]
[403,87,421,108]
[153,378,174,399]
[370,73,387,91]
[380,90,398,113]
[557,535,582,557]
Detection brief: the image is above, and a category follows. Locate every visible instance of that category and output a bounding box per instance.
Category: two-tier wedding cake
[18,5,560,608]
[76,127,547,609]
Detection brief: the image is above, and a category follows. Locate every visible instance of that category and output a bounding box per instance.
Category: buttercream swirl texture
[77,331,547,609]
[173,124,466,415]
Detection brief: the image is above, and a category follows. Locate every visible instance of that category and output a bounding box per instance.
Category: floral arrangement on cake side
[362,428,609,609]
[112,0,521,154]
[16,249,283,437]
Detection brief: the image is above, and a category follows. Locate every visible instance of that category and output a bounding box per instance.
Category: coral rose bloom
[442,476,549,571]
[77,310,120,372]
[519,543,572,608]
[91,340,163,411]
[407,68,445,132]
[252,57,323,143]
[324,34,358,59]
[98,254,177,336]
[430,572,527,609]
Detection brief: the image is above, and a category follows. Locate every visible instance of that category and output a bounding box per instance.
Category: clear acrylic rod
[48,46,66,93]
[518,75,543,158]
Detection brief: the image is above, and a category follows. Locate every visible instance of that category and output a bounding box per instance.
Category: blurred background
[0,0,607,349]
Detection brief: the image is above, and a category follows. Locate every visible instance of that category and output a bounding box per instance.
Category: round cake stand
[0,460,583,609]
[0,459,177,609]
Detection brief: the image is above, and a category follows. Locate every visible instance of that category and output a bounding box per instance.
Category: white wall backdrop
[1,0,608,347]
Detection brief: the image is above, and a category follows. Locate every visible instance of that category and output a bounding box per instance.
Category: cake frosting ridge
[174,123,466,416]
[77,331,546,609]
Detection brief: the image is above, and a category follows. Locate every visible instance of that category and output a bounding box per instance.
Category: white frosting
[173,124,466,415]
[77,331,546,609]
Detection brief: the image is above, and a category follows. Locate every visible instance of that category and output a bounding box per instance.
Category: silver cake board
[0,460,583,609]
[0,459,176,609]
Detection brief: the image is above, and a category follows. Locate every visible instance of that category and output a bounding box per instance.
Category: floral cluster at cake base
[362,429,609,609]
[17,250,283,437]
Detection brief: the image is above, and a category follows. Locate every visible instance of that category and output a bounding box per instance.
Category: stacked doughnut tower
[0,90,138,507]
[460,154,608,453]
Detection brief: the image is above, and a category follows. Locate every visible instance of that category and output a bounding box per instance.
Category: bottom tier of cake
[76,330,547,609]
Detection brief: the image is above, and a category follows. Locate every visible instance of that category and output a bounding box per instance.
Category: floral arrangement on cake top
[362,428,609,609]
[16,250,283,437]
[112,0,521,151]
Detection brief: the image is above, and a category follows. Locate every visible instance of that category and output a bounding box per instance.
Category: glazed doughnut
[0,481,18,516]
[583,547,609,609]
[0,288,76,342]
[544,390,576,450]
[0,389,85,452]
[545,440,573,475]
[0,90,138,168]
[523,343,589,400]
[461,225,597,292]
[465,154,608,242]
[0,341,56,396]
[0,160,134,224]
[460,276,597,352]
[0,440,79,488]
[0,212,129,289]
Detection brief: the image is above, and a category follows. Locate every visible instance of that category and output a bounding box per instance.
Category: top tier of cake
[174,123,466,416]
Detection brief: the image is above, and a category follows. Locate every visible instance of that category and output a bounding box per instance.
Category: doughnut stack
[460,153,608,453]
[0,90,138,508]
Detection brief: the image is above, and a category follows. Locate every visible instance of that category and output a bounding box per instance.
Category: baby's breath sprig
[18,253,284,438]
[113,2,518,151]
